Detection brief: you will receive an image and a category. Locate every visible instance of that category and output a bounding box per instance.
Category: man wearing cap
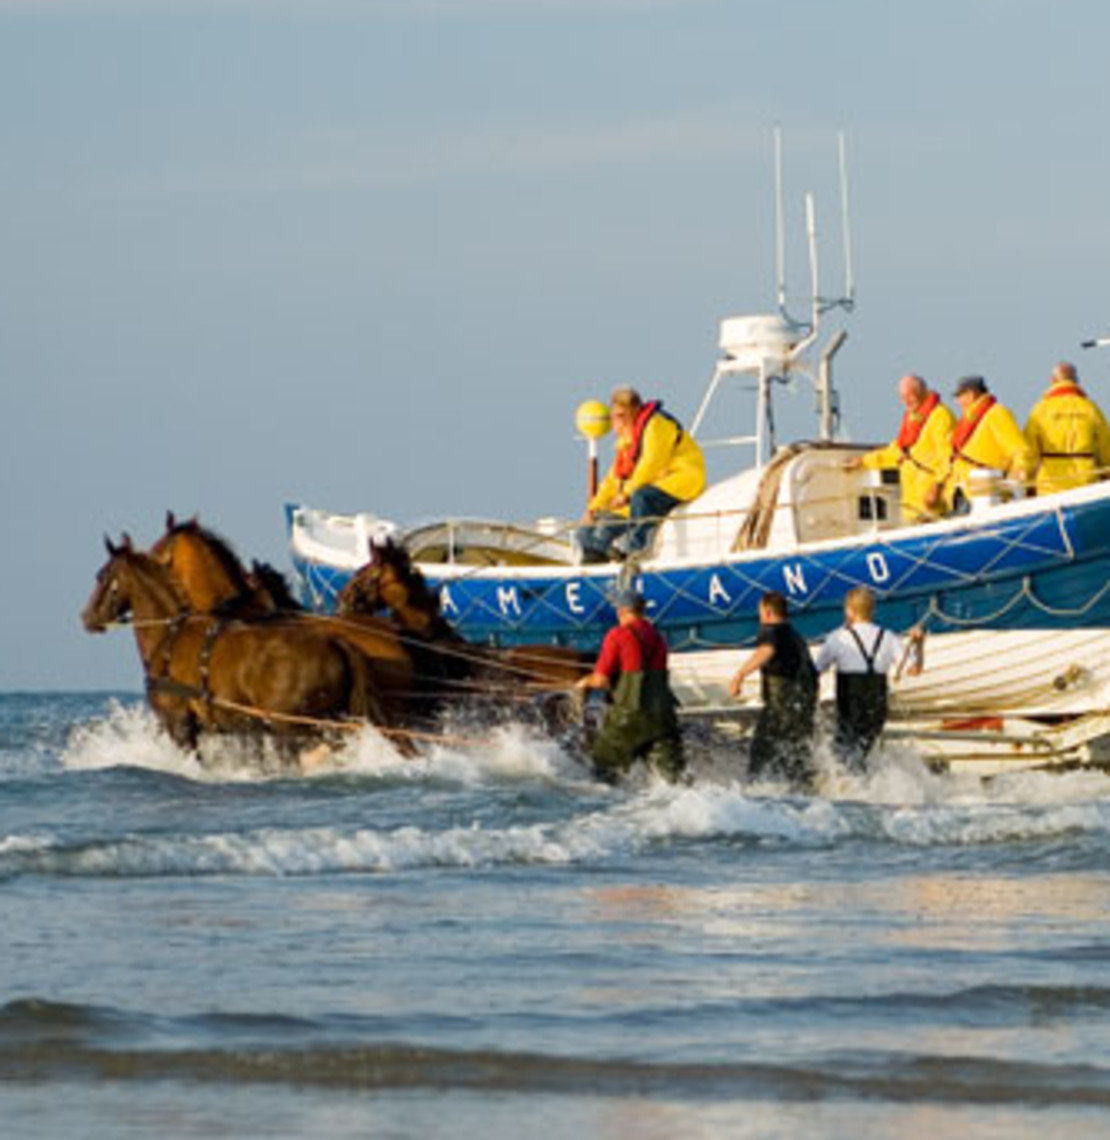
[1024,362,1110,496]
[574,588,685,783]
[848,374,955,523]
[927,376,1031,514]
[577,387,706,564]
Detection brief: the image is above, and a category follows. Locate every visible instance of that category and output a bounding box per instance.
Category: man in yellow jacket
[1024,361,1110,496]
[577,387,706,562]
[852,374,955,523]
[927,375,1032,514]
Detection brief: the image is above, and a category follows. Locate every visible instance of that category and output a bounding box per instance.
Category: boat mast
[692,129,855,466]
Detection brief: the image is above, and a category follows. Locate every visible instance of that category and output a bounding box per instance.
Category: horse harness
[145,614,228,714]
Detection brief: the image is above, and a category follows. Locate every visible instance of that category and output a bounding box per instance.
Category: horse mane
[378,540,439,611]
[250,560,304,612]
[158,516,255,598]
[374,539,433,598]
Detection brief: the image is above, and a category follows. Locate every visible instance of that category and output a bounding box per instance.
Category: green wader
[591,669,685,784]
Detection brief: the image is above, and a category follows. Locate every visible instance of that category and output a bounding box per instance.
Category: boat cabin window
[858,495,888,522]
[788,449,902,544]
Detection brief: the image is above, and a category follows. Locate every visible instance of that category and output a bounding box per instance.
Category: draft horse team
[82,517,592,769]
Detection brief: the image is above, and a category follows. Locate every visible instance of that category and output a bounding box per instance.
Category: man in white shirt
[814,587,923,772]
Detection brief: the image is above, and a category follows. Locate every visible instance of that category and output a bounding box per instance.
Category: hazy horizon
[5,0,1110,689]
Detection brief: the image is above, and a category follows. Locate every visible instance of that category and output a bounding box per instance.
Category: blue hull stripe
[289,498,1110,654]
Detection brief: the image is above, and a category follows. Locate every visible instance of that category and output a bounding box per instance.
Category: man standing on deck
[814,587,923,773]
[729,591,818,789]
[576,387,706,563]
[847,374,955,523]
[1024,361,1110,496]
[926,375,1031,514]
[575,588,685,784]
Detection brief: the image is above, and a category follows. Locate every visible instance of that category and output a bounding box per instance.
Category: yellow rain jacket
[938,395,1032,506]
[1024,381,1110,496]
[591,403,706,517]
[861,396,955,522]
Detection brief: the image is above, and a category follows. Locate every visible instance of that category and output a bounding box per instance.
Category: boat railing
[404,471,1077,575]
[295,459,1098,579]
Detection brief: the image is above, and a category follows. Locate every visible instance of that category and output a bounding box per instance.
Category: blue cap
[610,587,643,610]
[953,374,987,398]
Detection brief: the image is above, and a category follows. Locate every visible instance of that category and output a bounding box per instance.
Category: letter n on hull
[782,564,808,596]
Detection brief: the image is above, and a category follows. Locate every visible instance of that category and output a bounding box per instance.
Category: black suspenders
[847,626,885,674]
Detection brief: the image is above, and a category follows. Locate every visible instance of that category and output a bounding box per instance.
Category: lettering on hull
[867,552,890,584]
[497,586,522,617]
[566,581,585,615]
[708,574,732,607]
[783,564,807,595]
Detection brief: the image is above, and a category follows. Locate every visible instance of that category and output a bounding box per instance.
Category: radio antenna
[838,131,855,308]
[775,125,787,314]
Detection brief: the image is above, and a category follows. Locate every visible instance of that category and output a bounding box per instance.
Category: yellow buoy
[575,399,611,439]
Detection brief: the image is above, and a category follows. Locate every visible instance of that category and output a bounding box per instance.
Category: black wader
[834,628,889,773]
[749,673,817,790]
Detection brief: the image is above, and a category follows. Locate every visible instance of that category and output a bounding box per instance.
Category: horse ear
[165,510,176,530]
[120,532,134,552]
[104,534,117,556]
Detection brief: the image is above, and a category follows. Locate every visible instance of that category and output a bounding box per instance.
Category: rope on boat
[920,571,1110,627]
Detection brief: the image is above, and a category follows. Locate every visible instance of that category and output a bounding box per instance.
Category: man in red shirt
[575,588,684,783]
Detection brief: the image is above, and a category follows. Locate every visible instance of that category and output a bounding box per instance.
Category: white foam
[59,702,593,788]
[322,721,589,786]
[50,703,1110,877]
[63,701,210,779]
[7,769,1109,878]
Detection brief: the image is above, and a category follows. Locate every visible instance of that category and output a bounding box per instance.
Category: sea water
[1,691,1108,1139]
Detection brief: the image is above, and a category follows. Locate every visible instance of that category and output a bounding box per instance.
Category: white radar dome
[718,314,802,371]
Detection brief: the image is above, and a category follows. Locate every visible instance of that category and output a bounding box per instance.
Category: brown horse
[150,513,287,615]
[149,514,428,718]
[336,539,591,707]
[82,537,391,759]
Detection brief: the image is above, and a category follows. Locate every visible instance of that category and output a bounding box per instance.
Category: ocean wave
[2,777,1107,879]
[0,1001,1106,1106]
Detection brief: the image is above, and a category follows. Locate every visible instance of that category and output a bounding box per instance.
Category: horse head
[335,557,385,617]
[354,539,456,640]
[83,534,183,632]
[151,513,258,614]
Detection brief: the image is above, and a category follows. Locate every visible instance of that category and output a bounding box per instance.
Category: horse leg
[149,691,202,755]
[337,642,420,755]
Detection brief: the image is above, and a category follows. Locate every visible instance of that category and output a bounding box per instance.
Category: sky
[3,0,1110,690]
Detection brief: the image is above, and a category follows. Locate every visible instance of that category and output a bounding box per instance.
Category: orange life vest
[951,395,997,465]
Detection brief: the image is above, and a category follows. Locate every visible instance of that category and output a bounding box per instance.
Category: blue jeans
[576,485,683,562]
